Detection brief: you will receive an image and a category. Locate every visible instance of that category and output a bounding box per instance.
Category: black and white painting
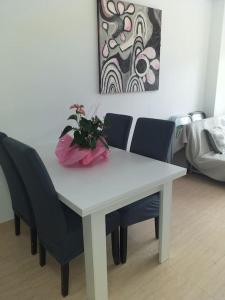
[97,0,162,94]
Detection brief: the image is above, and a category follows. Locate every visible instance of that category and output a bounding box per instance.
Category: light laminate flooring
[0,174,225,300]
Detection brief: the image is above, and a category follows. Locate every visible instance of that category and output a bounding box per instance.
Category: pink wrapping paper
[55,134,109,167]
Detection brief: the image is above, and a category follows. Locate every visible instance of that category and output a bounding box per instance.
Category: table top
[36,143,186,217]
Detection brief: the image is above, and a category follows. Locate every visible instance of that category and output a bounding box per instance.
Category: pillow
[204,127,225,154]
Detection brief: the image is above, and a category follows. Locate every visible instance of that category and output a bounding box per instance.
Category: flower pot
[55,134,109,167]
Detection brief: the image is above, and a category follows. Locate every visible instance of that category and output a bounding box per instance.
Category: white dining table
[35,143,186,300]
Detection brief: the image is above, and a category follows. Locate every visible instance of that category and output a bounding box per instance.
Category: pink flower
[77,107,85,115]
[70,104,85,115]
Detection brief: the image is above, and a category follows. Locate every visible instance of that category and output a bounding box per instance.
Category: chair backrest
[0,132,34,226]
[130,118,175,162]
[103,113,133,150]
[3,138,67,243]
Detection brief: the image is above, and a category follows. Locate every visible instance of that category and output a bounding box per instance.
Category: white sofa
[186,116,225,182]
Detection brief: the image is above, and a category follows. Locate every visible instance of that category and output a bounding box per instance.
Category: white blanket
[185,116,225,182]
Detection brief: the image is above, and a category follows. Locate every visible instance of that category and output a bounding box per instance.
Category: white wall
[204,0,225,116]
[214,1,225,116]
[0,0,213,222]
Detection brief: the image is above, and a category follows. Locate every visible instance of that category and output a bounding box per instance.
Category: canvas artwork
[97,0,162,94]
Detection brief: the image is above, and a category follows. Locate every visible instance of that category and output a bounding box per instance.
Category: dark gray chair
[119,118,175,263]
[0,132,37,255]
[4,137,120,297]
[103,113,133,150]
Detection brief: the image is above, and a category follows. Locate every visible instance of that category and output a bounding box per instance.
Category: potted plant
[55,104,109,166]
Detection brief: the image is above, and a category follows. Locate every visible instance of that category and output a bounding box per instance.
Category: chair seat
[61,203,83,233]
[41,203,120,265]
[119,193,160,227]
[62,202,120,235]
[40,204,83,265]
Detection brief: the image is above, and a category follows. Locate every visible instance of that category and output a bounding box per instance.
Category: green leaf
[59,126,72,138]
[89,138,97,149]
[80,118,92,133]
[67,114,78,121]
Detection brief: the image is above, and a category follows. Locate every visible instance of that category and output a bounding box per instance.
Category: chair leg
[155,217,159,240]
[30,228,37,255]
[39,242,46,267]
[14,213,20,236]
[61,263,69,297]
[111,228,120,265]
[120,227,128,264]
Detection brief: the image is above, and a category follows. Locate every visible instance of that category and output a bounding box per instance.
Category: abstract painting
[97,0,162,94]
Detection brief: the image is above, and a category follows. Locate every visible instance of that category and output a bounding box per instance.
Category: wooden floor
[0,174,225,300]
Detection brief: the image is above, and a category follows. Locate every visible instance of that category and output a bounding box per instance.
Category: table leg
[159,181,172,263]
[83,212,108,300]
